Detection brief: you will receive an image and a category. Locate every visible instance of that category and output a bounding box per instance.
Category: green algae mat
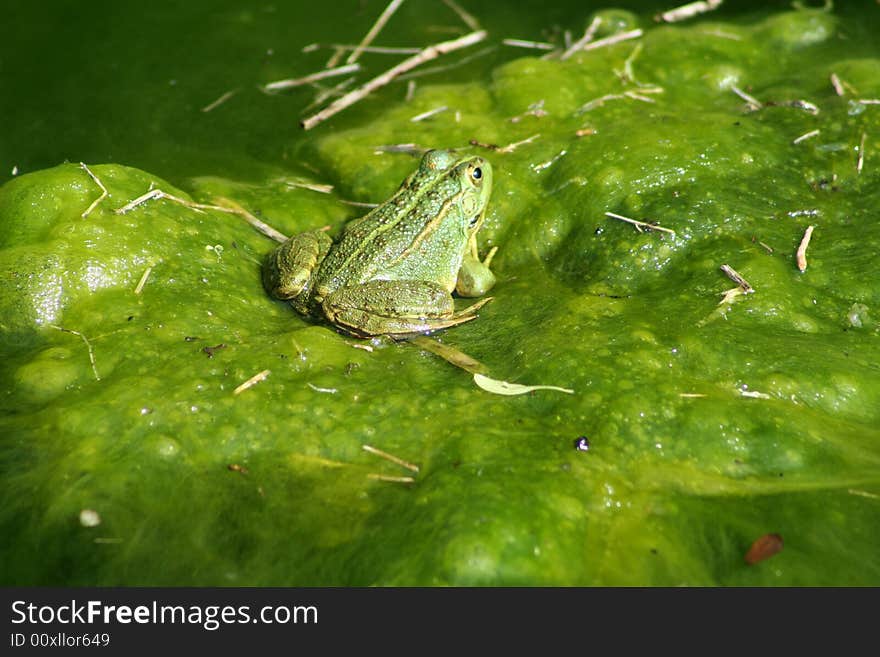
[2,1,879,585]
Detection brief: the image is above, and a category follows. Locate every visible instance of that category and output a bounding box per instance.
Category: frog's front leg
[262,230,332,309]
[455,244,498,298]
[324,280,491,338]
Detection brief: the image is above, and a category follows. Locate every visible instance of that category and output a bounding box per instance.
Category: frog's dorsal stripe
[384,189,467,269]
[331,165,461,281]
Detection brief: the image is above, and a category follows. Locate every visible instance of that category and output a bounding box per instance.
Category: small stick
[284,180,334,194]
[362,444,420,473]
[115,189,289,243]
[492,133,541,153]
[307,382,338,394]
[306,43,421,55]
[580,28,643,52]
[792,128,820,145]
[656,0,723,23]
[339,199,380,209]
[731,85,762,111]
[233,369,271,395]
[263,63,361,92]
[50,325,100,381]
[80,163,108,218]
[778,99,819,115]
[395,44,495,82]
[796,225,814,272]
[531,149,568,172]
[605,211,676,235]
[858,99,880,105]
[374,143,424,154]
[134,265,153,295]
[347,0,405,65]
[302,30,487,130]
[410,105,448,122]
[201,88,239,113]
[720,264,754,293]
[509,99,547,123]
[830,73,845,96]
[502,38,555,51]
[442,0,481,31]
[857,131,867,174]
[367,474,416,484]
[679,393,707,398]
[560,16,602,61]
[326,46,346,69]
[405,79,416,101]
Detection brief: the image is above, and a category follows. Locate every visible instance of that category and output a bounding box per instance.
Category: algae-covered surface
[2,1,879,585]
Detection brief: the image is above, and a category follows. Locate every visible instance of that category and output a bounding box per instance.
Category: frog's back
[314,158,465,294]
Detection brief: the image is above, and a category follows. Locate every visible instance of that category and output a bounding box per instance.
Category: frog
[262,149,497,338]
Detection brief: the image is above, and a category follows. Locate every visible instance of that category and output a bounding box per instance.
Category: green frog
[262,149,497,337]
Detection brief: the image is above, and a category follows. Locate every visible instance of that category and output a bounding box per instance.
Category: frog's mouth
[468,207,486,230]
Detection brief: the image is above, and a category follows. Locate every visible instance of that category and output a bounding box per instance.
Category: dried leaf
[473,373,574,396]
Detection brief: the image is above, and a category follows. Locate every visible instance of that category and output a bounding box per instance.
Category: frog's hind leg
[324,280,491,337]
[262,230,333,302]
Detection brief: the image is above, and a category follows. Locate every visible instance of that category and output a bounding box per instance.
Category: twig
[469,133,541,154]
[581,29,643,52]
[347,0,405,65]
[857,131,867,173]
[405,79,416,101]
[302,30,487,130]
[307,382,338,394]
[50,325,100,381]
[115,189,289,244]
[134,265,153,295]
[374,143,425,155]
[367,474,416,484]
[362,444,420,473]
[509,100,548,123]
[80,163,108,218]
[201,88,239,112]
[731,85,762,111]
[263,63,361,92]
[656,0,723,23]
[305,43,421,55]
[442,0,481,31]
[395,45,494,82]
[792,129,820,144]
[575,87,663,113]
[858,99,880,105]
[531,149,568,172]
[340,199,380,209]
[720,264,754,293]
[410,105,449,122]
[796,225,814,272]
[233,369,271,395]
[830,73,845,96]
[605,211,676,235]
[560,16,602,60]
[284,180,334,194]
[502,38,555,51]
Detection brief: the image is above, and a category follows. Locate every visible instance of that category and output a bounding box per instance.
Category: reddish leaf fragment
[745,533,784,565]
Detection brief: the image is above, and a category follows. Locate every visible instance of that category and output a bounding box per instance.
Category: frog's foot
[453,296,493,318]
[262,230,332,300]
[324,280,489,338]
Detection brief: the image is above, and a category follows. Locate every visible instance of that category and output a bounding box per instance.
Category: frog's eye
[471,167,482,181]
[468,214,480,227]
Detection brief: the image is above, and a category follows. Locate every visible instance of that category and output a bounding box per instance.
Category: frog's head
[418,149,492,234]
[452,155,492,236]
